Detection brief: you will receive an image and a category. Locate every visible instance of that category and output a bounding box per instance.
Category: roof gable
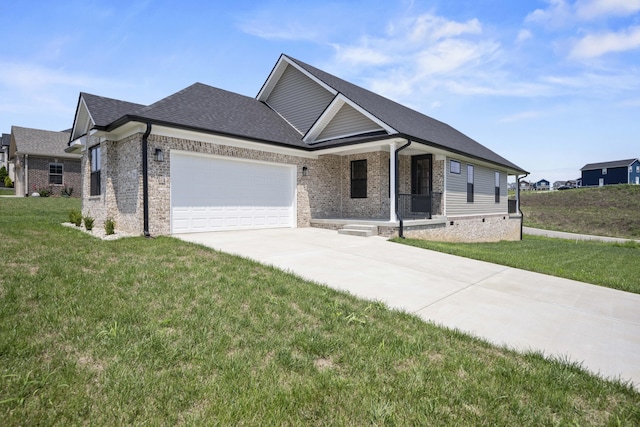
[70,93,147,141]
[259,61,335,134]
[285,55,525,172]
[304,94,393,143]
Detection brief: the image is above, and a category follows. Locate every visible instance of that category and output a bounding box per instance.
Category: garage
[171,152,296,233]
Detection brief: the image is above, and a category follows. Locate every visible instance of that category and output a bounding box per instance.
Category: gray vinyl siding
[446,159,508,216]
[265,64,334,134]
[316,103,383,141]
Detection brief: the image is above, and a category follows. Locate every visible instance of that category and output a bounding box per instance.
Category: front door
[411,154,432,214]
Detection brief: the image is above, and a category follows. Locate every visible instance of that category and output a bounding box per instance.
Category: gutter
[142,123,152,237]
[395,139,412,238]
[516,172,529,240]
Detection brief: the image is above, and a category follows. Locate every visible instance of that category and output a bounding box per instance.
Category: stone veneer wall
[384,214,521,242]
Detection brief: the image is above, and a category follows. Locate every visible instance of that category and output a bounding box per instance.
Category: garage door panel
[171,153,295,233]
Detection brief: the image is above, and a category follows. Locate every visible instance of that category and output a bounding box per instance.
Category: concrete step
[338,224,378,237]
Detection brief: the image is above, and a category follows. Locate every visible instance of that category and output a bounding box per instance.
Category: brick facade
[18,156,81,197]
[81,131,520,242]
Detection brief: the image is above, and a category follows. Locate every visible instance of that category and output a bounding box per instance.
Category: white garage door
[171,152,296,233]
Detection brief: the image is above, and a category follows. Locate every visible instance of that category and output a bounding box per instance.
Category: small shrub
[83,216,95,231]
[105,218,115,235]
[4,176,13,188]
[38,188,52,197]
[69,209,82,227]
[0,165,7,181]
[61,187,74,197]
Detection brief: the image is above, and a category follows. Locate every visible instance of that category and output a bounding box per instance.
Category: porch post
[389,141,397,222]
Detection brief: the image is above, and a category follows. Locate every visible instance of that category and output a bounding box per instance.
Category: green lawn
[1,198,639,425]
[392,236,640,294]
[520,185,640,239]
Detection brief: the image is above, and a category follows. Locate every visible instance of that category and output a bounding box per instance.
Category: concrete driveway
[175,228,640,388]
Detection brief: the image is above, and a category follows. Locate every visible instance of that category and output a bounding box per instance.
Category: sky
[1,0,639,184]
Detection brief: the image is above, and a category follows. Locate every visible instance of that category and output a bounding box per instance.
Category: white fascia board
[304,93,397,144]
[64,136,85,154]
[314,137,407,156]
[98,122,147,143]
[71,97,95,141]
[151,125,319,160]
[257,56,338,102]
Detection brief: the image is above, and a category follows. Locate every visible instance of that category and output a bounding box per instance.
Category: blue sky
[1,0,639,183]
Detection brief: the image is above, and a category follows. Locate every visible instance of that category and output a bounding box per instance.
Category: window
[495,171,500,203]
[351,159,367,198]
[467,164,474,203]
[90,145,101,196]
[602,168,607,175]
[49,163,63,185]
[636,165,640,173]
[450,160,461,174]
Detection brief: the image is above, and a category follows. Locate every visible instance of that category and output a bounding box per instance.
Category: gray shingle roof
[114,83,306,147]
[11,126,78,158]
[81,92,147,128]
[1,133,10,147]
[80,54,525,173]
[285,55,525,172]
[581,159,638,171]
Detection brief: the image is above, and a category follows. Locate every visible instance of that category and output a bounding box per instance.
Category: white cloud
[575,0,640,20]
[570,26,640,58]
[526,0,640,26]
[517,29,533,43]
[525,0,572,27]
[332,43,391,66]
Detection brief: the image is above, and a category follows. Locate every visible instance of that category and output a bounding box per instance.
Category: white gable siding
[316,103,383,141]
[446,159,508,216]
[265,64,334,134]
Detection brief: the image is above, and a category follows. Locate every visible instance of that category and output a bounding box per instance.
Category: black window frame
[467,164,474,203]
[90,145,101,196]
[495,171,500,203]
[351,159,367,199]
[49,163,63,185]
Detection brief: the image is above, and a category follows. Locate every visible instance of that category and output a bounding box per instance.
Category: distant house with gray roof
[66,54,527,242]
[9,126,81,197]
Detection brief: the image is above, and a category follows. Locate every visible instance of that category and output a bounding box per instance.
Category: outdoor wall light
[302,166,308,176]
[154,148,164,162]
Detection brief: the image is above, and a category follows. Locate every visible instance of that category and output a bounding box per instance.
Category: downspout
[24,154,29,197]
[516,172,529,240]
[142,123,152,237]
[395,139,412,238]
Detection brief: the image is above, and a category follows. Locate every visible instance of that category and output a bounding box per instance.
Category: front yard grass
[1,197,639,425]
[393,236,640,294]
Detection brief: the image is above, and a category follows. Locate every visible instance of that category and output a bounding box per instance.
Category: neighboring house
[9,126,81,197]
[66,54,528,242]
[520,181,534,191]
[581,159,640,187]
[1,133,14,186]
[534,179,550,191]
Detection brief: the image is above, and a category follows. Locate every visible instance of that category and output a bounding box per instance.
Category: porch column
[389,141,397,222]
